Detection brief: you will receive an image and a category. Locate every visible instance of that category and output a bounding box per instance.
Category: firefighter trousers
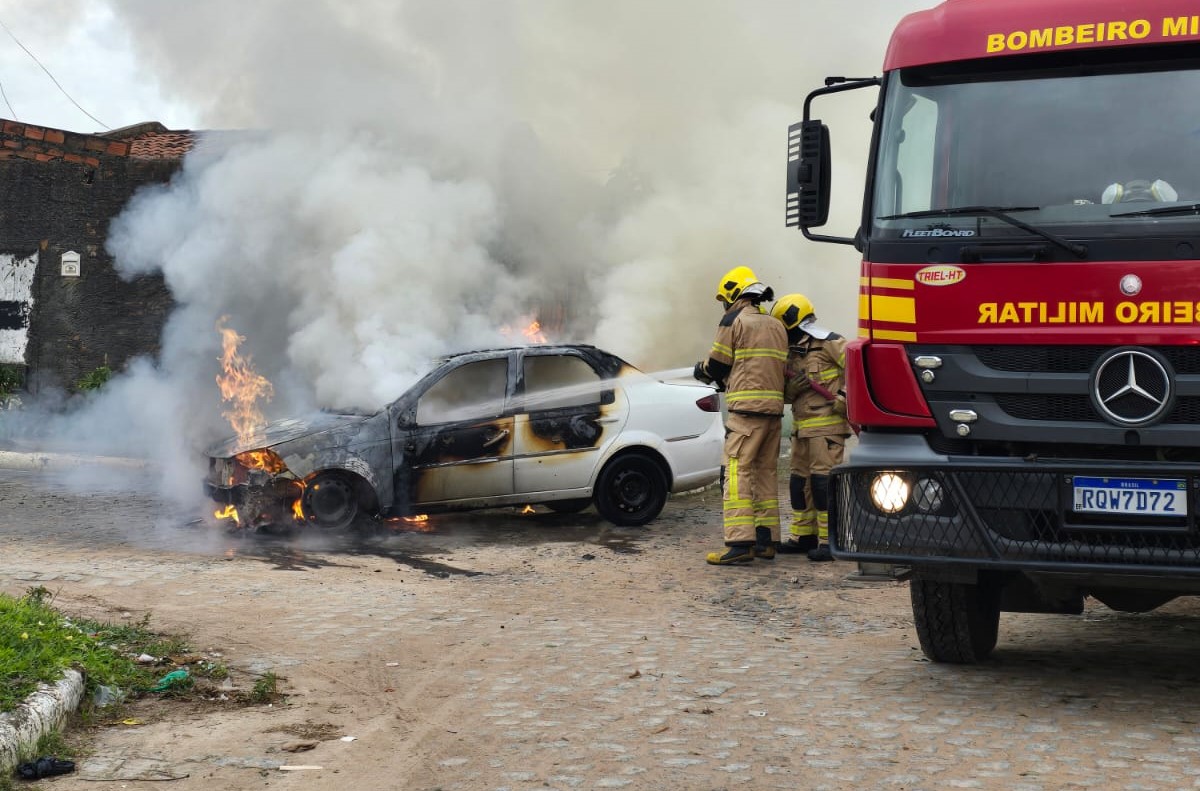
[788,433,848,542]
[722,412,782,545]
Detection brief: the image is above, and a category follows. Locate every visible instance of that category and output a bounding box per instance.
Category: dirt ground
[4,467,1200,790]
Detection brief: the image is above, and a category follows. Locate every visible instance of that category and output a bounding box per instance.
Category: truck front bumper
[831,434,1200,575]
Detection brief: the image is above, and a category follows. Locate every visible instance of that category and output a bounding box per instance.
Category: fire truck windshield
[871,50,1200,256]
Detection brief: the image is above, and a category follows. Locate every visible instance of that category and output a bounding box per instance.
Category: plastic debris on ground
[149,669,191,692]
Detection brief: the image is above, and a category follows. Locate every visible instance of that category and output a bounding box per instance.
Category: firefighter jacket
[785,332,850,437]
[701,297,788,417]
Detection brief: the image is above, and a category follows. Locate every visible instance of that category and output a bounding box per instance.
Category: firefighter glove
[693,361,714,385]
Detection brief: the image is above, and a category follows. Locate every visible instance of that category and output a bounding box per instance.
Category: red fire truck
[789,0,1200,663]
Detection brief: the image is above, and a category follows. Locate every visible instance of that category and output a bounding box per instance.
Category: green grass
[0,587,177,713]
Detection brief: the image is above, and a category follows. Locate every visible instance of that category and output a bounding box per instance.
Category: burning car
[204,344,722,530]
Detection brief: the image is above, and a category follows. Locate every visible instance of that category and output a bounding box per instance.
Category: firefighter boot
[778,534,818,554]
[753,527,776,560]
[807,544,833,562]
[706,542,755,565]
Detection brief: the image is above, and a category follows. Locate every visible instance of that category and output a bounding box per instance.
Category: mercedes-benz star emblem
[1119,274,1142,296]
[1090,348,1173,427]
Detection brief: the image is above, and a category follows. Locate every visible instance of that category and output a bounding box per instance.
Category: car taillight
[696,394,720,412]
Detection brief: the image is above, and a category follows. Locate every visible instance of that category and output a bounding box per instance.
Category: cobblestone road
[3,468,1200,790]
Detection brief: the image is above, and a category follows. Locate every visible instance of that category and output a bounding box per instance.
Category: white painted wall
[0,252,37,365]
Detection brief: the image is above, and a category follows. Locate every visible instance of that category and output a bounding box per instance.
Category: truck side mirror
[786,120,832,228]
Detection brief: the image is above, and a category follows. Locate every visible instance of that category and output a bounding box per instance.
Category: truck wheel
[910,575,1001,664]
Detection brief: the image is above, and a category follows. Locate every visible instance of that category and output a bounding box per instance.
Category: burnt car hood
[205,412,375,458]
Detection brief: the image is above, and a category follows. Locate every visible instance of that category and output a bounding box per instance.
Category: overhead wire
[0,16,108,130]
[0,77,15,120]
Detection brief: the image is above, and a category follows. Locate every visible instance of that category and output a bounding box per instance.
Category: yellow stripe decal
[871,295,916,324]
[873,329,918,342]
[871,277,914,291]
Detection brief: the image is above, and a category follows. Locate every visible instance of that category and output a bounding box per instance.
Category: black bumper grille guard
[831,467,1200,570]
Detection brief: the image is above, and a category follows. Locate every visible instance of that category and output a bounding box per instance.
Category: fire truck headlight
[869,472,910,514]
[913,477,944,513]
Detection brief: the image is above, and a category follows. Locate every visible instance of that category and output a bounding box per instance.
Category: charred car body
[205,345,722,529]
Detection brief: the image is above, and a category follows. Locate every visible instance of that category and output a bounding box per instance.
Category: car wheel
[302,472,360,531]
[910,574,1001,664]
[546,499,591,515]
[593,452,668,527]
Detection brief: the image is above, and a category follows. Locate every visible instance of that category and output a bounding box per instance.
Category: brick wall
[0,120,179,393]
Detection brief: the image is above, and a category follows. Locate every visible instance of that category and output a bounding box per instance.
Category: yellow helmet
[715,266,760,303]
[771,293,816,329]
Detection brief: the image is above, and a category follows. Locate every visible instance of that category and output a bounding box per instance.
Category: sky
[0,0,932,503]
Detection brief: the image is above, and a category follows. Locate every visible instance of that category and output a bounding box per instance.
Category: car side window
[522,355,601,410]
[416,358,508,425]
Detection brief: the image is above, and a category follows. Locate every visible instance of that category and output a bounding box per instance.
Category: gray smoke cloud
[10,1,932,506]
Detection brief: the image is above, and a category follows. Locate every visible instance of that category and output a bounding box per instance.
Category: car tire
[593,452,668,527]
[546,499,591,515]
[302,472,361,531]
[910,574,1001,664]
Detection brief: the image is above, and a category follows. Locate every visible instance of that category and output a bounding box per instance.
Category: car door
[512,350,628,495]
[393,355,515,507]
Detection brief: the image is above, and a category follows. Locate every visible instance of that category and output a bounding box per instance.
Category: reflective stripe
[728,390,784,403]
[711,342,733,356]
[795,415,847,430]
[814,368,840,382]
[727,457,740,501]
[723,499,753,511]
[734,347,788,361]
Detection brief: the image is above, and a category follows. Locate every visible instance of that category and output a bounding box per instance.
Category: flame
[520,505,536,515]
[236,449,285,473]
[214,504,241,527]
[500,315,549,345]
[384,514,433,533]
[216,317,274,446]
[523,321,548,344]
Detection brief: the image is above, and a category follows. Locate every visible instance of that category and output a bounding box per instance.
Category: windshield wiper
[1113,203,1200,218]
[878,205,1088,259]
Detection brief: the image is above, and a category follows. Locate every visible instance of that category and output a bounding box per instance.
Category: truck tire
[910,575,1001,664]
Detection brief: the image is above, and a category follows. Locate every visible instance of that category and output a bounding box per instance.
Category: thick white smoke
[8,1,932,504]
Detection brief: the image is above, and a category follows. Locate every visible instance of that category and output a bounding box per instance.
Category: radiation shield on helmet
[716,266,760,303]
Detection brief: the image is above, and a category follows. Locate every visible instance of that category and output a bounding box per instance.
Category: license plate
[1072,476,1188,517]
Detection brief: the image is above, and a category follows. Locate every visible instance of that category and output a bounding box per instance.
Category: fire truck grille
[834,468,1200,568]
[995,394,1200,424]
[976,345,1200,374]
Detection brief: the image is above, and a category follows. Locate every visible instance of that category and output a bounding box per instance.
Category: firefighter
[694,266,788,565]
[771,293,849,562]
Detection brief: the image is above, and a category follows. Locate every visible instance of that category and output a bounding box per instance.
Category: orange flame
[500,315,549,345]
[216,317,274,446]
[214,504,241,527]
[384,514,433,532]
[520,505,536,514]
[236,449,285,473]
